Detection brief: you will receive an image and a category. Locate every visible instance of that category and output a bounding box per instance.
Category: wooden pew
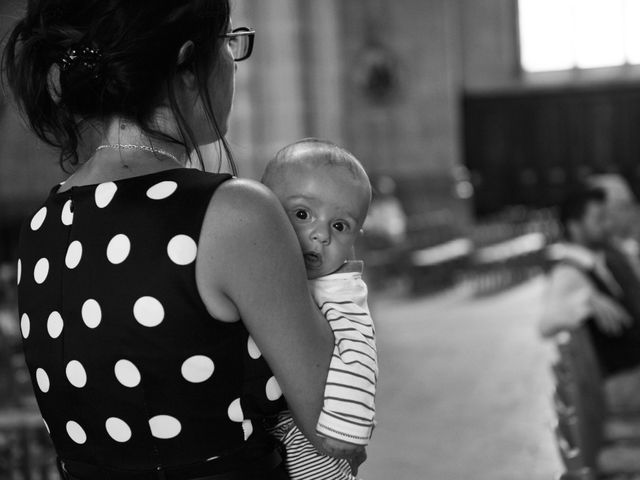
[407,238,472,294]
[554,329,605,472]
[0,409,57,479]
[552,328,640,478]
[469,232,547,295]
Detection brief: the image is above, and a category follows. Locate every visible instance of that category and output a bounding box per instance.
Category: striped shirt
[268,415,356,480]
[265,261,377,479]
[312,261,377,445]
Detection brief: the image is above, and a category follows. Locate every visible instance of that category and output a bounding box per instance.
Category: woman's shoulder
[214,176,276,201]
[195,175,304,318]
[198,176,295,262]
[208,177,284,221]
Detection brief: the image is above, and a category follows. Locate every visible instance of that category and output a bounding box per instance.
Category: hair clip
[60,45,103,77]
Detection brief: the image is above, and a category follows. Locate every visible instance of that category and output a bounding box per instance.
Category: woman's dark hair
[2,0,236,173]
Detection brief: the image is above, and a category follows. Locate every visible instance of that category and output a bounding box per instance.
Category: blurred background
[4,0,640,478]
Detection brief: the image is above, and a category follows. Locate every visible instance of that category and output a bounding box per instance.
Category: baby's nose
[311,227,331,244]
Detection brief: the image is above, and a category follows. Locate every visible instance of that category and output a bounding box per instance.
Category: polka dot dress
[17,169,285,471]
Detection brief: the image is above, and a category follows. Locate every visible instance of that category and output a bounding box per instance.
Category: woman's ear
[47,63,62,104]
[177,40,195,67]
[176,40,197,90]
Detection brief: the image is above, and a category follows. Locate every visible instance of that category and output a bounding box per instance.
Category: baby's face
[271,165,370,279]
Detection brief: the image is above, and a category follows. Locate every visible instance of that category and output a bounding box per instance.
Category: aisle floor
[358,277,562,480]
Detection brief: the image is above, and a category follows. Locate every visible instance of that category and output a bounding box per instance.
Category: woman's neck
[58,117,189,191]
[95,117,186,162]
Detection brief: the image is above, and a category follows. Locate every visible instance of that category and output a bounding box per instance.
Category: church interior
[3,1,640,478]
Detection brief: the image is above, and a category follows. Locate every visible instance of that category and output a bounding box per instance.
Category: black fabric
[57,448,287,480]
[562,246,640,376]
[17,169,287,475]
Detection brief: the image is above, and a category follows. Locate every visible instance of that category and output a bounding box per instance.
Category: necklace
[96,144,180,165]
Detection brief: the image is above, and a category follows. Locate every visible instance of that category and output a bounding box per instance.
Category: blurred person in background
[588,174,640,410]
[362,175,407,249]
[540,185,640,409]
[589,174,640,274]
[2,1,364,478]
[360,175,408,290]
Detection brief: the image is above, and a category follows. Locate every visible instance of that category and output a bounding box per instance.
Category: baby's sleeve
[314,282,378,446]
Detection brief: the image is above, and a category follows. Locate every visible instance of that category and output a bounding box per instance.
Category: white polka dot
[20,313,30,339]
[167,235,197,266]
[81,299,102,329]
[43,419,50,435]
[242,419,253,441]
[106,417,132,443]
[181,355,214,383]
[265,376,282,401]
[33,258,49,284]
[107,234,131,264]
[149,415,181,439]
[66,360,87,388]
[17,259,21,285]
[61,200,73,226]
[30,207,47,231]
[114,359,141,388]
[146,181,178,200]
[36,368,50,393]
[66,421,87,444]
[47,311,64,339]
[227,398,243,422]
[133,296,164,327]
[247,336,262,359]
[65,241,82,269]
[95,182,117,208]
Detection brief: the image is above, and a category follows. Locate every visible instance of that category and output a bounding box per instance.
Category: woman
[3,1,360,478]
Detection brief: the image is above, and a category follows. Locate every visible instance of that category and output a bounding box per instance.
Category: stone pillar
[338,0,471,234]
[297,0,344,144]
[231,0,307,180]
[460,0,520,92]
[227,0,344,179]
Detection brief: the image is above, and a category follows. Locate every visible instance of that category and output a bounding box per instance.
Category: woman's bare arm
[197,178,336,450]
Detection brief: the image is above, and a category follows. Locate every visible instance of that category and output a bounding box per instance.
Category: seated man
[541,185,640,378]
[589,173,640,278]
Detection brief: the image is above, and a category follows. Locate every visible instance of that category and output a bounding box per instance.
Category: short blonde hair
[262,138,372,204]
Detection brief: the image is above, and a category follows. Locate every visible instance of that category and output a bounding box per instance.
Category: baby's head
[262,138,372,279]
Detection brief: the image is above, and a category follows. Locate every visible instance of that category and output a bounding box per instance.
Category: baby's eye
[332,222,348,232]
[294,209,309,220]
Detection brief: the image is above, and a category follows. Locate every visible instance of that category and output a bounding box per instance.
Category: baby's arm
[313,274,377,447]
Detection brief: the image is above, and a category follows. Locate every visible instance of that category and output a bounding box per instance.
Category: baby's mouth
[303,252,323,269]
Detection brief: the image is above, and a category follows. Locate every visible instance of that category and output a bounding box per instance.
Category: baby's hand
[320,437,367,475]
[320,437,359,456]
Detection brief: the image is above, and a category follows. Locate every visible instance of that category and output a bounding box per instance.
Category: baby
[262,138,377,480]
